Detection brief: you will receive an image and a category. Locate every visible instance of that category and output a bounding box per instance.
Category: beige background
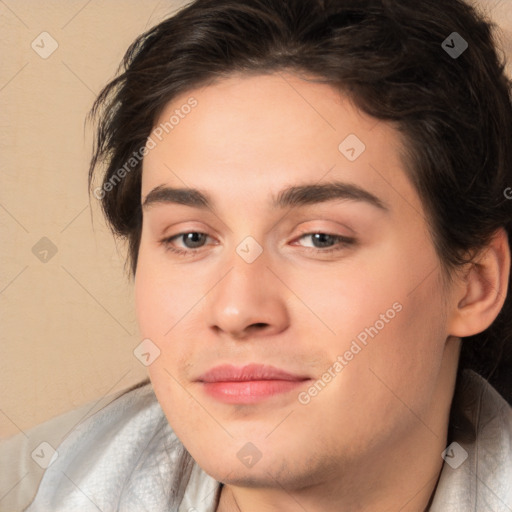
[0,0,192,442]
[0,0,511,503]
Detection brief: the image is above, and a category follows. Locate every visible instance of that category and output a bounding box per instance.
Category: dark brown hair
[88,0,512,402]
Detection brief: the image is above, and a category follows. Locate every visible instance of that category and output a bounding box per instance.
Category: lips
[196,364,310,404]
[198,363,308,382]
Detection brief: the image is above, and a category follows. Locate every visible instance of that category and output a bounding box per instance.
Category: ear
[448,228,510,338]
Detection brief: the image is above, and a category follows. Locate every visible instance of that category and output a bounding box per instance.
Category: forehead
[141,73,421,216]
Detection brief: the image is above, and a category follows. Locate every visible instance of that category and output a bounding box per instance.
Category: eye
[294,232,356,253]
[160,232,212,256]
[177,232,208,249]
[159,231,356,258]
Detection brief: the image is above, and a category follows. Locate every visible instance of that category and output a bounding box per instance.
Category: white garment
[25,370,512,512]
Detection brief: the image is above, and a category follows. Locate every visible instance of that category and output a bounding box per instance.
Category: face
[135,73,459,490]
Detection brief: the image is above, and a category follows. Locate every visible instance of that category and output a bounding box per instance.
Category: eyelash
[159,231,356,257]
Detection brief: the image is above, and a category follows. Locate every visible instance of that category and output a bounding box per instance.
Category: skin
[134,73,510,512]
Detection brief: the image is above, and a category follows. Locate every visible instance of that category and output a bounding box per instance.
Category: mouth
[196,364,311,404]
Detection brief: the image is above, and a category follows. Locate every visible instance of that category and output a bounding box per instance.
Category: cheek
[306,275,449,456]
[134,248,192,392]
[317,240,448,408]
[360,269,448,421]
[134,265,163,342]
[134,253,200,431]
[290,254,404,342]
[134,244,202,340]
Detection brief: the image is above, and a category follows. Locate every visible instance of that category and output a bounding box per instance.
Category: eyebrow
[142,181,389,212]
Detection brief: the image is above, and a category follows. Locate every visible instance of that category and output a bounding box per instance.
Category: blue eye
[178,232,208,249]
[295,232,355,253]
[160,232,210,256]
[160,231,356,257]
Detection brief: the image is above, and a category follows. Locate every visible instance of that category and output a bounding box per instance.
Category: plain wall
[0,0,189,440]
[1,0,511,439]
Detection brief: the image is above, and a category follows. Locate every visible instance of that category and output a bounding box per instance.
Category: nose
[204,246,290,340]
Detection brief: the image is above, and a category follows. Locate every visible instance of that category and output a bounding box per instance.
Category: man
[27,0,512,510]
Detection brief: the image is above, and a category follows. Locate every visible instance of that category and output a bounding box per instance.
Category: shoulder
[25,382,193,512]
[430,370,512,512]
